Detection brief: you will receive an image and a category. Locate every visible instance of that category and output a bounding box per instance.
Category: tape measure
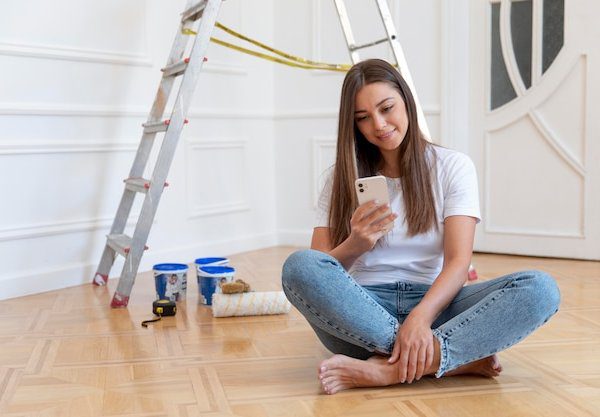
[141,299,177,327]
[153,299,177,316]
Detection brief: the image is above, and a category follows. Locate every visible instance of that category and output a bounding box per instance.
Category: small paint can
[153,263,188,302]
[194,257,229,268]
[197,265,235,306]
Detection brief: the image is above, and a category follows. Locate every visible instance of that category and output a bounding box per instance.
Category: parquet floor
[0,246,599,417]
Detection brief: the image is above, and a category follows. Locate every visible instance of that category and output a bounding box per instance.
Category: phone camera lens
[358,183,363,188]
[359,189,364,193]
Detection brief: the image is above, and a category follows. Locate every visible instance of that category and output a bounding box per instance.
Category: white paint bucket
[153,263,188,302]
[197,265,235,306]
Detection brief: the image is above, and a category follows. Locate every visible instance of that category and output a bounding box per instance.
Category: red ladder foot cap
[111,292,130,308]
[93,273,108,286]
[467,266,479,281]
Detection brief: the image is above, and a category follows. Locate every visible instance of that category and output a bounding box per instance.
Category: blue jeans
[281,249,560,377]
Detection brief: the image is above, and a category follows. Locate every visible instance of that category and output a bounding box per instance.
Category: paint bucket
[194,257,229,268]
[153,263,188,302]
[194,257,228,304]
[194,257,231,305]
[197,265,235,306]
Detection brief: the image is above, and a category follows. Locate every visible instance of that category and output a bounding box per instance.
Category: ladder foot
[468,265,479,281]
[111,292,130,308]
[93,273,108,286]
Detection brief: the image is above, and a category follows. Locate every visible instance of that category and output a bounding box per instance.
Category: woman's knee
[281,248,335,289]
[521,270,561,319]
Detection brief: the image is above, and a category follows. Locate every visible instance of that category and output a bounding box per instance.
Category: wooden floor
[0,247,599,417]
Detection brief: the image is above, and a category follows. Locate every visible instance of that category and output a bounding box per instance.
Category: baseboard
[0,261,99,301]
[0,232,279,301]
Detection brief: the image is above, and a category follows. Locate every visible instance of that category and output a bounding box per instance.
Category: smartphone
[355,175,394,232]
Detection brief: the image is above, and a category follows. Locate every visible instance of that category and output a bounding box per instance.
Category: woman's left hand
[388,315,434,383]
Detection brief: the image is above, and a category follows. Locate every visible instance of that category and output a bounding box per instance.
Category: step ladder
[92,0,224,307]
[333,0,430,139]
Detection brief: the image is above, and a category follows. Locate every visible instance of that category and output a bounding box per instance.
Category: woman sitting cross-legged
[281,59,560,395]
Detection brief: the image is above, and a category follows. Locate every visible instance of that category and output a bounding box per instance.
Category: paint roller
[211,291,291,317]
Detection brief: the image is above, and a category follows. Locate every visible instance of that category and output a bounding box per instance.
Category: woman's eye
[356,116,368,122]
[382,106,393,112]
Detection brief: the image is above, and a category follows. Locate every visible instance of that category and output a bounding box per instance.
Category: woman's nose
[374,114,387,130]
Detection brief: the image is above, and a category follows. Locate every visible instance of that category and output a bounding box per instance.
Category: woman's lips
[376,128,396,140]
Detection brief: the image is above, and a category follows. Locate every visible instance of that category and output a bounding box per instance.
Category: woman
[281,59,560,395]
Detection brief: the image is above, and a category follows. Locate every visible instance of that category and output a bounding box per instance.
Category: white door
[469,0,600,260]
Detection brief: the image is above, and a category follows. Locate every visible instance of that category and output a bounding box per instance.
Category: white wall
[0,0,450,299]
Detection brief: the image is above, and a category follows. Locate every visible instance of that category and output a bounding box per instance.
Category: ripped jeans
[281,249,560,377]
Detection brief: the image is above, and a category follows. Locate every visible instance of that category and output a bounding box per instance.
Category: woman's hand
[388,315,434,383]
[347,201,397,253]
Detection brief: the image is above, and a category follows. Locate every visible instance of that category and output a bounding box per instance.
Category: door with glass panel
[470,0,600,260]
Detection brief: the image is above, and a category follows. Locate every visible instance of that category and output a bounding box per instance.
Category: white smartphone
[355,175,394,232]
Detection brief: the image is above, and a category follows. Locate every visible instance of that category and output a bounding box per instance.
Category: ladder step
[181,0,208,22]
[124,177,169,194]
[124,177,151,193]
[142,120,170,134]
[142,119,189,134]
[107,234,148,257]
[350,37,390,51]
[162,58,190,77]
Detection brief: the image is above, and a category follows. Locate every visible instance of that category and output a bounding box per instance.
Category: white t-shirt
[315,145,480,286]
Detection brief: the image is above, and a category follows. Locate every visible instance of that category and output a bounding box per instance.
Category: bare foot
[317,347,501,395]
[318,354,399,395]
[444,354,503,378]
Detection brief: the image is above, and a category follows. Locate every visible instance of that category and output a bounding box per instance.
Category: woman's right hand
[347,201,397,253]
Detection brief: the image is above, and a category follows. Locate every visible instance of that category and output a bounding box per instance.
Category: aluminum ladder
[92,0,223,307]
[333,0,430,139]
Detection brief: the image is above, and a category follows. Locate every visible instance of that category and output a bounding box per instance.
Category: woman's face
[354,81,409,154]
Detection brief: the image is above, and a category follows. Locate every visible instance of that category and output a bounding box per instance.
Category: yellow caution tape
[182,23,352,72]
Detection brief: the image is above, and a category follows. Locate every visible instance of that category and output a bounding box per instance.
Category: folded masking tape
[211,291,291,317]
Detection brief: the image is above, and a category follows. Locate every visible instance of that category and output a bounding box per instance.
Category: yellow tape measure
[153,299,177,316]
[141,300,177,327]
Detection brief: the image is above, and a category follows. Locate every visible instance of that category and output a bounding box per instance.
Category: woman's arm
[311,227,362,271]
[311,201,397,271]
[389,215,477,383]
[409,215,477,323]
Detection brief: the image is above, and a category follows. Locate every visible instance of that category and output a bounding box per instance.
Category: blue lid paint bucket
[197,265,235,305]
[194,257,229,267]
[153,263,188,302]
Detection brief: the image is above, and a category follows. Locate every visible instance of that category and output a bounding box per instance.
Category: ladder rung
[124,178,169,193]
[107,234,148,257]
[124,177,150,193]
[350,37,390,51]
[181,0,208,22]
[142,119,189,134]
[143,120,170,133]
[162,58,190,77]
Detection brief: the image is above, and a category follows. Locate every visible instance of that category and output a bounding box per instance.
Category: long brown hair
[328,59,437,247]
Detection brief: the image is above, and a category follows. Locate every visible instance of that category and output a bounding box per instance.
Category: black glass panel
[543,0,564,73]
[511,0,532,88]
[491,3,517,110]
